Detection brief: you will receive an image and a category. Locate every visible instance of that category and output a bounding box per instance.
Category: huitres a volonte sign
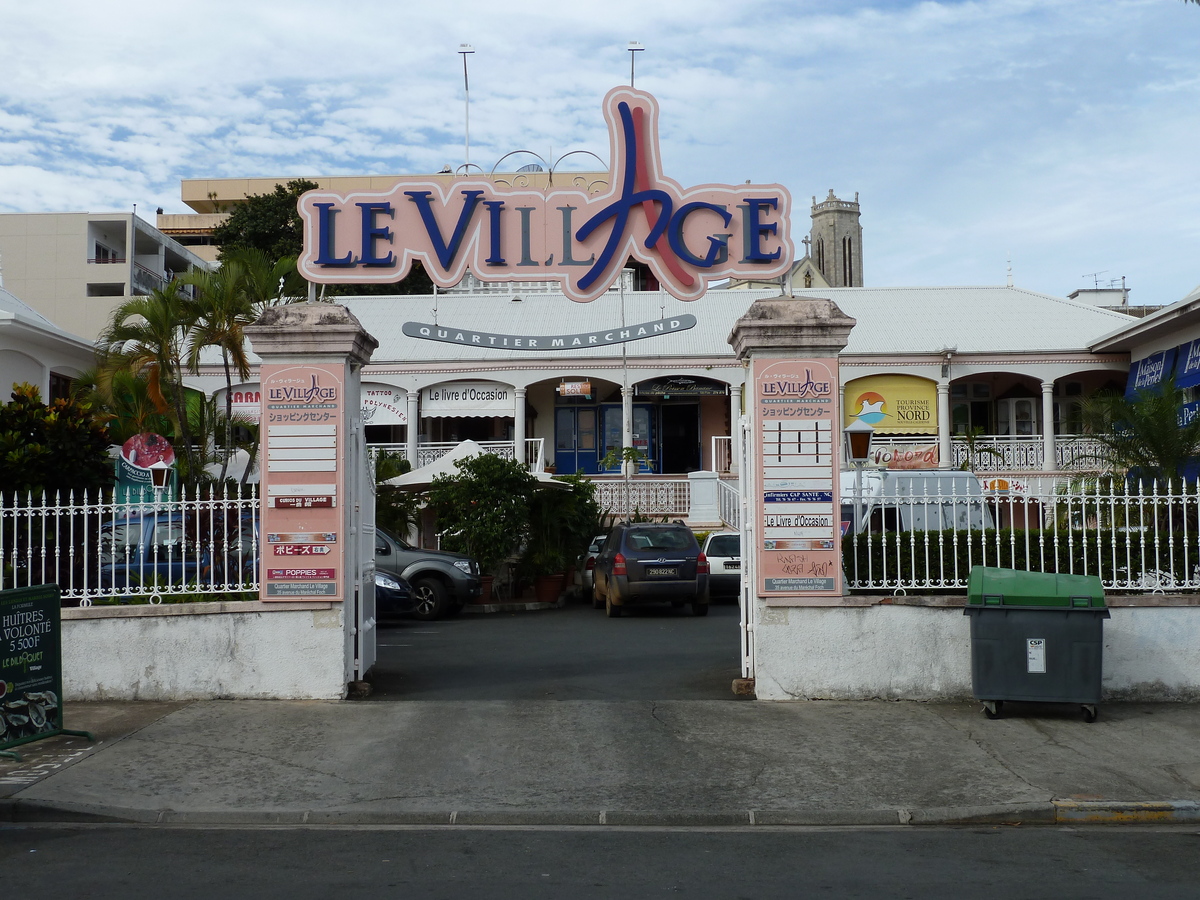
[297,87,793,303]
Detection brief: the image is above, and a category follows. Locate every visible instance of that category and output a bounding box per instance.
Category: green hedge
[843,528,1200,586]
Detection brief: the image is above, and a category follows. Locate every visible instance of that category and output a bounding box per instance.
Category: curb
[4,799,1197,827]
[1052,800,1200,824]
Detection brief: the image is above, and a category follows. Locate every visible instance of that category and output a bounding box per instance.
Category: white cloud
[1,0,1198,302]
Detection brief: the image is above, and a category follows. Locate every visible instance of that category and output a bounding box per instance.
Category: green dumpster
[964,567,1109,722]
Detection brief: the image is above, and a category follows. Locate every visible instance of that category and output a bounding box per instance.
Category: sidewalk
[3,698,1200,826]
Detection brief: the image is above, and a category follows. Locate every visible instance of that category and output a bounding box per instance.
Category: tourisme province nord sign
[297,87,794,303]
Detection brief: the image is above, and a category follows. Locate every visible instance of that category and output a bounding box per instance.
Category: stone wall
[61,601,347,700]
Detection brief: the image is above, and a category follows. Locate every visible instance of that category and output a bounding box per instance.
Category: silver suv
[374,527,482,620]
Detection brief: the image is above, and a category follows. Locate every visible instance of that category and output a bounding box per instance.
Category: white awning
[420,381,515,418]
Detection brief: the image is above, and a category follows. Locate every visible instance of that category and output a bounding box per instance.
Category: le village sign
[297,87,794,303]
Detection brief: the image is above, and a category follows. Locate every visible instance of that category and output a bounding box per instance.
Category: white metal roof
[334,284,1135,363]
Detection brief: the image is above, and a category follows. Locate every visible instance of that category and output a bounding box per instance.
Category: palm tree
[1081,375,1200,485]
[181,249,299,480]
[97,282,200,477]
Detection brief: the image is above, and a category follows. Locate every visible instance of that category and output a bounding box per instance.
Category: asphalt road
[370,597,747,701]
[3,825,1198,899]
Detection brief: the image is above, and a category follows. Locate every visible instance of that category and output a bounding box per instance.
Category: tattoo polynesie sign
[297,87,794,302]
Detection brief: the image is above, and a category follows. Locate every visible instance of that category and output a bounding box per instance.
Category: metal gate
[350,415,377,681]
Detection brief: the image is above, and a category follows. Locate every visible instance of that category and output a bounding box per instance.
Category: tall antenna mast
[459,44,475,167]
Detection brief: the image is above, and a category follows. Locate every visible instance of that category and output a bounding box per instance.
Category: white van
[840,469,994,533]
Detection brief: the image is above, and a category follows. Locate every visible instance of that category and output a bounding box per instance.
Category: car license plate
[725,560,740,570]
[646,566,678,577]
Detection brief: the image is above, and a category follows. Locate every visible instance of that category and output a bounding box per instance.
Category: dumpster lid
[966,567,1106,609]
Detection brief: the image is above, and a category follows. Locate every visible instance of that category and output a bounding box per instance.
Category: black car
[373,569,416,616]
[374,526,482,620]
[592,521,709,617]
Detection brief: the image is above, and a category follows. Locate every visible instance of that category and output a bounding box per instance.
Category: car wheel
[591,584,603,609]
[691,601,709,617]
[411,577,449,620]
[605,592,622,617]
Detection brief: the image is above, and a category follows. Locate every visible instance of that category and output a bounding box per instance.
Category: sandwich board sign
[0,585,91,760]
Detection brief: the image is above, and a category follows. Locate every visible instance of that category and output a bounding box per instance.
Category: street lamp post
[843,419,875,535]
[627,41,644,87]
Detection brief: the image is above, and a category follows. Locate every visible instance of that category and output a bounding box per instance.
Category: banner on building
[844,375,937,435]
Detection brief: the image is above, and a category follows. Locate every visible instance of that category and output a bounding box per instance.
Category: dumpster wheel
[1082,704,1098,724]
[982,700,1003,719]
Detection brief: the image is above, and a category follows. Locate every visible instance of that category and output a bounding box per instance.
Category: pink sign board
[754,358,843,598]
[297,87,793,303]
[259,363,345,601]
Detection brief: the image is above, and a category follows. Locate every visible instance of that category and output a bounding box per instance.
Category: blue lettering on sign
[764,491,834,503]
[314,203,354,267]
[358,202,395,267]
[403,189,485,269]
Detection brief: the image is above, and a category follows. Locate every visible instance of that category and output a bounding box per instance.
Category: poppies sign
[297,87,794,302]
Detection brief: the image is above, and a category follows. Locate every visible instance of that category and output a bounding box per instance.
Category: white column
[406,390,419,467]
[1041,381,1057,471]
[730,384,742,475]
[937,381,952,469]
[514,388,527,466]
[622,385,634,475]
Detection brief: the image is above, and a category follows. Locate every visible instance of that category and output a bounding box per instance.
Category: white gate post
[728,294,856,697]
[246,303,380,697]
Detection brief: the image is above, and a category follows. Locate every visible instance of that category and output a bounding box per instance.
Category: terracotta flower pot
[534,573,564,604]
[475,574,494,604]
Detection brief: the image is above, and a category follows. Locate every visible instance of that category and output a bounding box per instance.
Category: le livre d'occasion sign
[297,87,794,303]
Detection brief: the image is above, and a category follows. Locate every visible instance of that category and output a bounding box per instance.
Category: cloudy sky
[2,0,1197,304]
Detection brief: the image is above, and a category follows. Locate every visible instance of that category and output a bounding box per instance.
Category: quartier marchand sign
[297,87,793,303]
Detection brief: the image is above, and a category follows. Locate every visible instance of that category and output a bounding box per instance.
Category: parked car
[840,469,994,533]
[592,521,709,617]
[701,531,741,600]
[98,510,229,592]
[573,533,608,606]
[374,526,482,620]
[373,569,416,616]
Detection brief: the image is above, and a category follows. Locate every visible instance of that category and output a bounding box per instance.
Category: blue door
[599,404,656,473]
[555,407,600,475]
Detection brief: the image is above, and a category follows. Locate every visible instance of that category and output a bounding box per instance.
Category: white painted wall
[61,602,347,701]
[753,603,1200,702]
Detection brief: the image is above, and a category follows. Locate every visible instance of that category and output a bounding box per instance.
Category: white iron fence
[1,485,260,606]
[593,478,691,520]
[844,478,1200,593]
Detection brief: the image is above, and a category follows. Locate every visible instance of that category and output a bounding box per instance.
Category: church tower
[810,190,863,288]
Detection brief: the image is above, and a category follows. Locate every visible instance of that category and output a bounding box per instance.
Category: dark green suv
[592,522,709,618]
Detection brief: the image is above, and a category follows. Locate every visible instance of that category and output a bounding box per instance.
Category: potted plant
[520,474,603,603]
[426,453,537,588]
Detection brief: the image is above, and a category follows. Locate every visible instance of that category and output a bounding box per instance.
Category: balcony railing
[367,439,545,473]
[132,262,167,296]
[591,477,691,519]
[711,435,734,474]
[869,435,1109,472]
